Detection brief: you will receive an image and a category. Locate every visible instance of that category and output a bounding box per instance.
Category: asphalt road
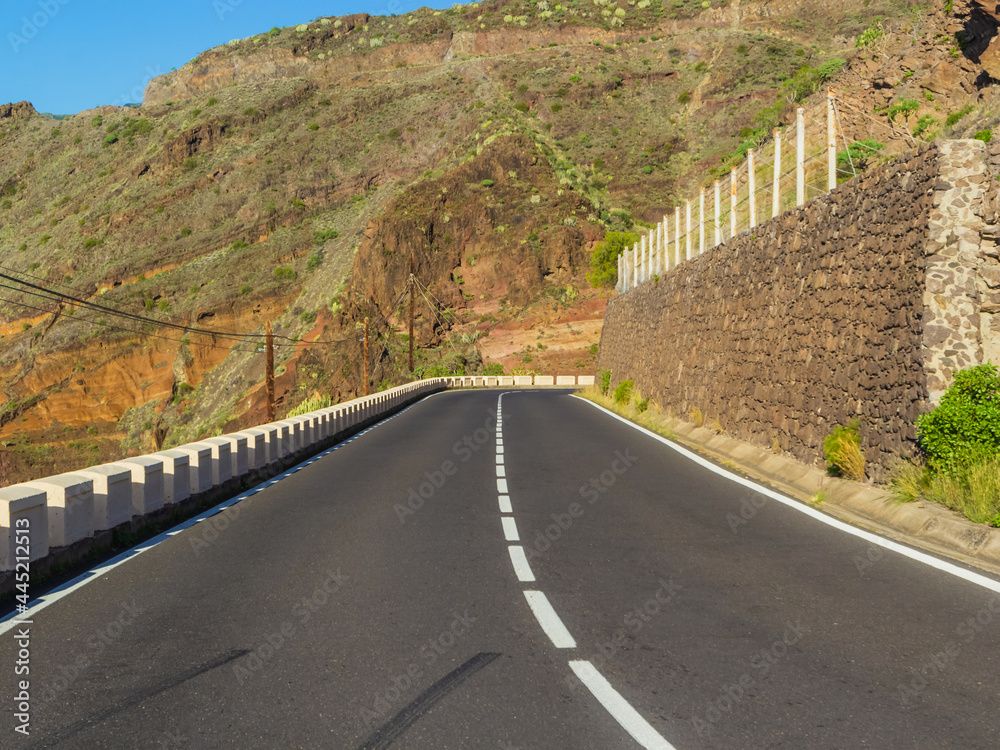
[3,389,1000,749]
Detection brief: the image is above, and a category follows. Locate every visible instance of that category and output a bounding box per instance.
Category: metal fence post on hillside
[265,320,275,422]
[773,128,781,219]
[827,89,837,191]
[797,107,805,206]
[699,187,706,255]
[714,180,721,246]
[730,167,737,240]
[675,207,681,267]
[748,148,757,230]
[685,200,692,261]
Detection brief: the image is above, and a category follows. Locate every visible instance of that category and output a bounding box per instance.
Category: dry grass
[830,438,865,481]
[689,405,704,428]
[890,454,1000,526]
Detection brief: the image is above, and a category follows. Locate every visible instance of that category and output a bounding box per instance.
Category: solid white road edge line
[569,660,676,750]
[523,590,576,648]
[573,396,1000,595]
[508,545,536,582]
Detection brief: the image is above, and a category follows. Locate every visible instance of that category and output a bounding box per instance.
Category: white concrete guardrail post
[176,443,213,495]
[26,474,95,548]
[748,148,757,230]
[0,486,49,569]
[118,456,165,516]
[773,128,781,220]
[730,166,737,240]
[796,106,805,206]
[200,438,234,485]
[149,450,191,505]
[79,464,133,529]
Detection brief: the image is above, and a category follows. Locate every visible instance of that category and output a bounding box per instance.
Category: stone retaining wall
[598,141,1000,480]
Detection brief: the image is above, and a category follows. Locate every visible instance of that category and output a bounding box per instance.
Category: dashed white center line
[523,590,577,648]
[498,495,512,514]
[497,477,508,493]
[508,545,536,582]
[496,465,506,477]
[501,516,520,542]
[496,454,505,465]
[569,661,676,750]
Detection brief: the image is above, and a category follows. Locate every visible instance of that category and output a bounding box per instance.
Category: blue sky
[3,0,454,114]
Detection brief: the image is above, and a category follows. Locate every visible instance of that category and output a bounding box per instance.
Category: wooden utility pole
[265,320,275,421]
[408,252,415,373]
[363,316,370,396]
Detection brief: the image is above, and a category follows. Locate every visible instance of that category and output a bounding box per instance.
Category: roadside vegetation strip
[574,395,1000,596]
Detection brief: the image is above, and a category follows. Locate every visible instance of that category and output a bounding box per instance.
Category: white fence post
[685,199,692,261]
[663,215,670,270]
[674,207,681,265]
[748,148,757,230]
[797,107,805,206]
[773,128,781,220]
[730,167,737,240]
[714,180,721,247]
[699,187,706,255]
[828,89,837,191]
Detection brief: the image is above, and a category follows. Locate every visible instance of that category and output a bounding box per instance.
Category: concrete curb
[658,416,1000,576]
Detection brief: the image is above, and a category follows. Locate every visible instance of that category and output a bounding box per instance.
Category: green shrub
[1,200,11,210]
[551,103,562,113]
[636,397,649,413]
[599,370,611,395]
[206,97,218,106]
[306,253,322,271]
[886,99,918,123]
[945,105,974,128]
[274,266,297,281]
[300,310,317,324]
[483,362,505,376]
[587,231,639,288]
[515,101,530,113]
[918,364,1000,473]
[287,394,332,418]
[243,107,259,117]
[314,228,339,244]
[855,21,884,48]
[180,227,192,237]
[268,26,281,35]
[481,179,494,187]
[387,127,402,138]
[823,419,865,480]
[104,134,118,146]
[613,380,634,406]
[835,139,884,180]
[240,284,252,295]
[677,91,691,104]
[974,129,993,143]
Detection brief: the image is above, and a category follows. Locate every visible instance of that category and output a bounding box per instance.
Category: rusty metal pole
[408,252,415,373]
[363,316,370,396]
[265,320,275,422]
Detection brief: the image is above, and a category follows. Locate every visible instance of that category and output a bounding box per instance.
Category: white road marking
[502,516,520,541]
[497,478,508,493]
[496,454,504,465]
[569,661,676,750]
[496,445,504,454]
[499,495,512,513]
[496,465,506,478]
[508,545,536,582]
[523,590,576,648]
[576,396,1000,595]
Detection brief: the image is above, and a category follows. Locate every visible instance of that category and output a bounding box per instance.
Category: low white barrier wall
[0,374,590,578]
[0,378,448,577]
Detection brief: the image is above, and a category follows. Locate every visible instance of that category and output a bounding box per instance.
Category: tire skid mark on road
[494,393,678,750]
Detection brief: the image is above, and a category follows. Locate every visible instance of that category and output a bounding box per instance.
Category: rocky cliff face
[2,0,1000,485]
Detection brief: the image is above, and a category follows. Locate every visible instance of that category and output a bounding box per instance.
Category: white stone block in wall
[200,438,234,485]
[175,443,213,495]
[485,377,498,387]
[578,375,596,386]
[534,375,555,386]
[499,376,514,386]
[556,376,576,385]
[473,376,484,387]
[79,464,134,529]
[237,429,267,470]
[0,485,49,569]
[150,450,191,505]
[214,434,248,478]
[26,473,95,548]
[514,376,532,386]
[118,457,165,515]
